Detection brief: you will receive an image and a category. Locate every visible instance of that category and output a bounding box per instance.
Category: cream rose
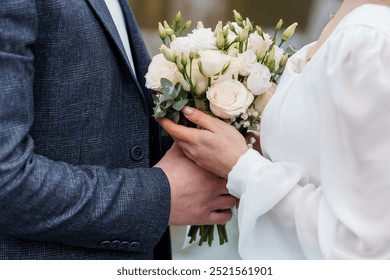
[198,50,230,77]
[145,54,179,91]
[206,80,254,119]
[253,83,277,113]
[246,63,272,95]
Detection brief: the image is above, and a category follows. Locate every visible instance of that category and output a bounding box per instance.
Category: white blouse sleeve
[227,24,390,259]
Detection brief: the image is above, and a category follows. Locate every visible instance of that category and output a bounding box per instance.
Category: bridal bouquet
[145,11,297,246]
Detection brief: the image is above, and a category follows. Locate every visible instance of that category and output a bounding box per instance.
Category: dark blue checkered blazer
[0,0,171,259]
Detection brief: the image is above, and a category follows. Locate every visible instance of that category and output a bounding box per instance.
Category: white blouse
[227,4,390,259]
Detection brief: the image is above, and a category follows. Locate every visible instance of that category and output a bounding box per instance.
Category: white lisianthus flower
[188,28,217,51]
[253,82,277,113]
[198,50,230,77]
[145,54,179,91]
[238,49,257,76]
[248,32,272,52]
[177,59,208,96]
[170,36,195,56]
[206,79,254,119]
[225,22,243,43]
[246,63,272,95]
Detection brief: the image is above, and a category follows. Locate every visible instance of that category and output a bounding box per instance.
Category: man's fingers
[206,209,233,225]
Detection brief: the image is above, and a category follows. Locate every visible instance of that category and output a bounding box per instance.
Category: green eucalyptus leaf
[172,86,181,99]
[154,107,167,118]
[163,99,174,108]
[162,85,175,99]
[152,94,160,105]
[173,111,180,123]
[161,78,173,88]
[172,99,188,111]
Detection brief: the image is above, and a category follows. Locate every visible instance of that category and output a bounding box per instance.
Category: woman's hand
[157,106,248,179]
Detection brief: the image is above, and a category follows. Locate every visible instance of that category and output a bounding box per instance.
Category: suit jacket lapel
[85,0,138,79]
[118,0,152,93]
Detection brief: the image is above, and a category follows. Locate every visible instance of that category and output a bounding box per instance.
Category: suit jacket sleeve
[0,0,170,253]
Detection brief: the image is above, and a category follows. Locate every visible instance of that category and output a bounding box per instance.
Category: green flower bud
[160,44,176,63]
[183,20,192,30]
[256,26,263,36]
[196,21,204,29]
[279,53,289,69]
[256,47,267,61]
[223,26,229,37]
[216,31,225,50]
[181,53,188,66]
[174,11,182,23]
[265,45,276,66]
[158,22,167,40]
[245,18,253,32]
[228,22,235,32]
[233,10,243,24]
[189,51,196,60]
[282,22,298,42]
[238,26,249,43]
[214,21,223,34]
[176,56,184,72]
[275,19,283,31]
[163,21,170,29]
[165,28,174,36]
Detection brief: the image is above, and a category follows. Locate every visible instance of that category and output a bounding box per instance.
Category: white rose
[145,54,179,91]
[238,49,257,76]
[206,79,254,119]
[188,28,217,51]
[246,63,272,95]
[177,59,208,95]
[198,50,230,77]
[170,36,195,56]
[248,32,272,52]
[253,83,277,113]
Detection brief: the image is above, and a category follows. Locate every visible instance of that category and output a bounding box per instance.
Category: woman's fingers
[157,117,197,143]
[181,106,224,132]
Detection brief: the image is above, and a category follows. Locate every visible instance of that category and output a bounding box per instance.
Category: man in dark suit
[0,0,236,259]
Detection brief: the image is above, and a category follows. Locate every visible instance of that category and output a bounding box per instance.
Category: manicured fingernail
[182,106,194,116]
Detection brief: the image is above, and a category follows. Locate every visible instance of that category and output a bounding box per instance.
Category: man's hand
[155,144,237,226]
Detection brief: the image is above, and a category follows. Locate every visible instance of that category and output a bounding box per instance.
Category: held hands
[158,107,248,179]
[155,143,237,226]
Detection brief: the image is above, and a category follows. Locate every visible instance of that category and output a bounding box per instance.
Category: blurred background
[128,0,342,259]
[129,0,342,56]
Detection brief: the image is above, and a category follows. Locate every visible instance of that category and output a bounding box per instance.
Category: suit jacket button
[99,241,111,248]
[131,146,144,161]
[111,240,121,248]
[119,241,131,250]
[129,241,140,250]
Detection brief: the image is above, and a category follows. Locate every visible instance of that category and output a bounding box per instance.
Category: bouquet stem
[188,224,228,247]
